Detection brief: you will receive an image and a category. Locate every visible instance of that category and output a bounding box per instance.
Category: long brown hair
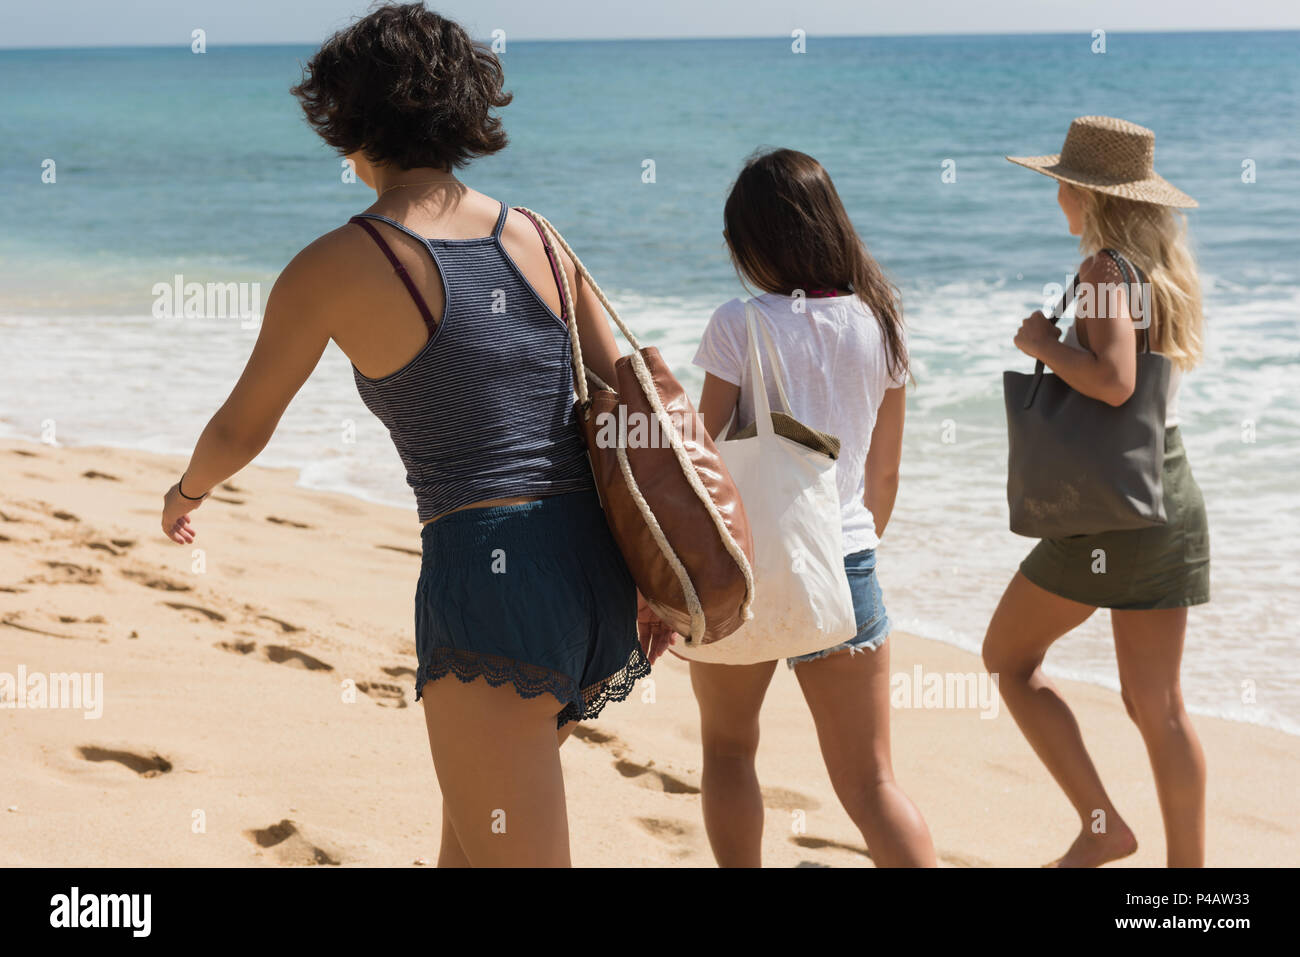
[723,148,908,381]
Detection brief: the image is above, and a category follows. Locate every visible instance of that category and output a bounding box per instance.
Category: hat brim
[1006,153,1198,208]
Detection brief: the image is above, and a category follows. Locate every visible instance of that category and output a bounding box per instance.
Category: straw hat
[1007,115,1197,208]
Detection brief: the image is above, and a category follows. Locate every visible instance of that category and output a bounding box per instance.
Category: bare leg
[982,572,1136,867]
[793,640,936,866]
[689,659,778,867]
[1113,607,1206,867]
[435,719,579,867]
[421,675,570,867]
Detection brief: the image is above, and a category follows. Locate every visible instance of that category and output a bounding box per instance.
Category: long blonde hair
[1073,186,1204,369]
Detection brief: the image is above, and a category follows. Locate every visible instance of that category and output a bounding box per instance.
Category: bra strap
[515,208,569,322]
[349,216,438,335]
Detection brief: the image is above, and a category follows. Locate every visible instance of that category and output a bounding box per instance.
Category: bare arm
[558,246,622,390]
[865,385,905,539]
[698,373,741,441]
[161,244,333,542]
[1013,253,1138,407]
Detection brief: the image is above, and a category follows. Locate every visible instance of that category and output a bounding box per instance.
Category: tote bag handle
[1023,273,1079,408]
[743,302,796,437]
[1022,248,1147,409]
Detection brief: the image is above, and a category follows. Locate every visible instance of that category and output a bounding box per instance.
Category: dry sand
[1,439,1295,867]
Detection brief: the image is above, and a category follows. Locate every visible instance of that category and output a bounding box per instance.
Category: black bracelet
[177,472,208,501]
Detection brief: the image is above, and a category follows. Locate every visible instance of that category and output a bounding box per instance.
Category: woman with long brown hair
[690,148,935,867]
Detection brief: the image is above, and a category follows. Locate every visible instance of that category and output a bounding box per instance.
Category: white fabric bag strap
[743,302,796,435]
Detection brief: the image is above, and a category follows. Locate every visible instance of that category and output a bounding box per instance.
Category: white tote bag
[674,303,856,665]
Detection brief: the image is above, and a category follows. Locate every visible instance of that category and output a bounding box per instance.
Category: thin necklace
[380,177,458,197]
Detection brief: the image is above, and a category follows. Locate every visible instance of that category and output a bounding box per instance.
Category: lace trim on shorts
[414,642,652,728]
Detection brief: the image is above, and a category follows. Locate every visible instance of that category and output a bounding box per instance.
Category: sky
[1,0,1298,47]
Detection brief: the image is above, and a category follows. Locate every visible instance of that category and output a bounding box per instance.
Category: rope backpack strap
[517,209,756,637]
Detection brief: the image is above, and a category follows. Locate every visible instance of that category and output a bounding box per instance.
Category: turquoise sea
[2,32,1298,731]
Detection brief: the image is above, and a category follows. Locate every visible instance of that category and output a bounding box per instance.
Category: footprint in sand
[86,541,126,557]
[613,758,700,795]
[635,816,696,856]
[257,614,301,633]
[571,724,620,746]
[572,725,700,793]
[220,482,244,493]
[78,746,172,777]
[121,568,191,592]
[376,544,421,557]
[266,516,312,529]
[162,601,226,622]
[382,665,417,678]
[51,510,79,522]
[81,470,119,481]
[216,640,333,673]
[29,561,100,585]
[263,645,333,672]
[1,618,87,641]
[355,681,408,708]
[210,496,244,505]
[11,448,38,457]
[790,835,870,859]
[217,640,257,655]
[244,819,340,866]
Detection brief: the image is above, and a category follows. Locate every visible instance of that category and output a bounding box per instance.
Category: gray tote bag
[1003,250,1170,538]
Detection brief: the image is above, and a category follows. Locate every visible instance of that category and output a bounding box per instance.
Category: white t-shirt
[693,292,906,555]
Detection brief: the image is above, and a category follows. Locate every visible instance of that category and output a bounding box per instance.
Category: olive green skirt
[1019,426,1210,609]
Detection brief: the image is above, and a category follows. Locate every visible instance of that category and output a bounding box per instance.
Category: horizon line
[1,26,1298,52]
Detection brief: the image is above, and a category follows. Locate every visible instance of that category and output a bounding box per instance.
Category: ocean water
[1,33,1298,732]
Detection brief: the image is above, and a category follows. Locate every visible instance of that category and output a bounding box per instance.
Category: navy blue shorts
[786,547,892,668]
[414,489,647,727]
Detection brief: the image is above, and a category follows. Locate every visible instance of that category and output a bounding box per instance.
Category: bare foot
[1045,822,1138,868]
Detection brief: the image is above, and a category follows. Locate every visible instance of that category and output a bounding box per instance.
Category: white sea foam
[3,282,1298,734]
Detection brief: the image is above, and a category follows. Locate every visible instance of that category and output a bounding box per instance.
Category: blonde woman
[984,117,1209,867]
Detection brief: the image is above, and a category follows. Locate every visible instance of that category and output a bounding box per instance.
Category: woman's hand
[1013,311,1063,360]
[636,593,677,664]
[161,483,203,544]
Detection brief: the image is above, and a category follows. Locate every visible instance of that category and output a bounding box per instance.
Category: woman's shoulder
[706,296,750,330]
[269,225,385,313]
[1077,250,1127,285]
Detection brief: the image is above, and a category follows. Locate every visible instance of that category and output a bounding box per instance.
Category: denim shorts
[786,547,891,668]
[414,489,648,726]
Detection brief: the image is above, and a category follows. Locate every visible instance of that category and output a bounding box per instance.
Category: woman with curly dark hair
[158,3,669,866]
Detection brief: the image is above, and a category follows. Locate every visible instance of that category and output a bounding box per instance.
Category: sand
[1,438,1296,867]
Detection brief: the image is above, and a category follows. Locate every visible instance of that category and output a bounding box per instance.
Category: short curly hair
[290,3,512,170]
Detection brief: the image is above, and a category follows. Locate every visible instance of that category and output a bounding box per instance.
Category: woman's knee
[1125,686,1188,736]
[982,628,1035,680]
[700,721,761,763]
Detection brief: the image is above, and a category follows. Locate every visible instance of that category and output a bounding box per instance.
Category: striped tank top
[348,201,593,522]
